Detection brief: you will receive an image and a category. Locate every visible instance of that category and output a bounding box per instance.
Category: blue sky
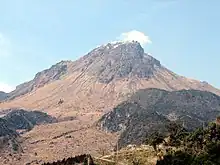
[0,0,219,92]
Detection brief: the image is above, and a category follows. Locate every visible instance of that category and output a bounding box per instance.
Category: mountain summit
[74,41,161,83]
[1,41,159,101]
[0,41,219,118]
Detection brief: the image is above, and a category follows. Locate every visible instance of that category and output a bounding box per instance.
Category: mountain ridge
[0,41,219,118]
[0,60,73,101]
[0,41,220,164]
[97,88,220,149]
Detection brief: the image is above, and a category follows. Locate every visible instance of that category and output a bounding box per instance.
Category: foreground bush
[156,122,220,165]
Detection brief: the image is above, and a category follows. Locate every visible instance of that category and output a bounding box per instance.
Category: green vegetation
[146,132,165,151]
[96,122,220,164]
[155,122,220,165]
[11,140,19,152]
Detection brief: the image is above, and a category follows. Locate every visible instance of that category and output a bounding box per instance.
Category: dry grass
[0,119,118,165]
[0,68,219,164]
[94,145,157,165]
[0,69,219,118]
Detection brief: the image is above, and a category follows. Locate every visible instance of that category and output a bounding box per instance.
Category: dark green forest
[154,122,220,165]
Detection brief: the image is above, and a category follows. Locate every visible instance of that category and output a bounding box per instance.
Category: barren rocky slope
[0,61,73,101]
[0,41,219,119]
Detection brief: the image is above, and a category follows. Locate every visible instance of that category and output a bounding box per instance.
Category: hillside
[98,88,220,149]
[0,109,56,145]
[38,122,220,165]
[3,109,57,130]
[0,41,219,119]
[156,122,220,165]
[0,109,58,164]
[0,118,17,137]
[1,61,73,101]
[95,122,220,165]
[0,41,219,164]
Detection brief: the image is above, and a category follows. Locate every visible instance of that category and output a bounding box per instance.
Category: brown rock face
[74,41,161,83]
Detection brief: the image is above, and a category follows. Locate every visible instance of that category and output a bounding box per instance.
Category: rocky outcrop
[2,61,72,101]
[74,41,161,83]
[0,109,57,157]
[98,88,220,149]
[3,109,57,130]
[0,109,56,138]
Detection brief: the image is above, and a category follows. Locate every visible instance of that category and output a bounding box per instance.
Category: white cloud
[0,82,15,93]
[0,33,11,57]
[118,30,152,47]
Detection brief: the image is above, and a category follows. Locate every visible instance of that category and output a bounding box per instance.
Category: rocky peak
[33,60,72,84]
[0,41,162,101]
[3,60,73,101]
[77,41,161,83]
[92,40,144,59]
